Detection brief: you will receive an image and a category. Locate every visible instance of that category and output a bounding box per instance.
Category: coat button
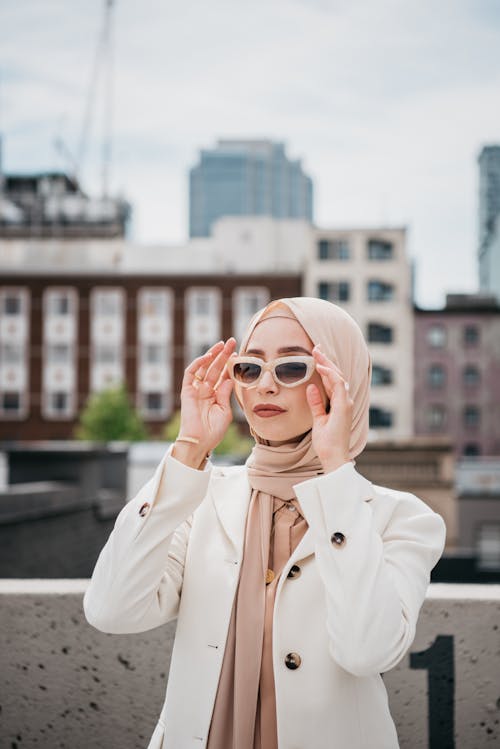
[287,564,301,579]
[285,652,302,670]
[331,531,346,547]
[139,502,150,517]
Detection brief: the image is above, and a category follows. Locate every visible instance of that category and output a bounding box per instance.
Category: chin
[249,417,311,444]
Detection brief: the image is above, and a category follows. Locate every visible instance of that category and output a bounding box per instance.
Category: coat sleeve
[83,448,212,635]
[294,462,447,678]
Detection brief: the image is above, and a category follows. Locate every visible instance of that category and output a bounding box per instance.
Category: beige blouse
[207,494,308,749]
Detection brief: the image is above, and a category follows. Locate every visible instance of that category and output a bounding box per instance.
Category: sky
[1,0,500,308]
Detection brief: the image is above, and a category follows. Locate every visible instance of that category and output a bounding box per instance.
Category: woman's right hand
[171,338,237,468]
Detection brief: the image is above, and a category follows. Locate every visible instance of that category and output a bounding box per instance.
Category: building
[0,171,130,239]
[479,211,500,301]
[304,227,414,439]
[455,457,500,576]
[478,145,500,299]
[189,140,313,237]
[0,269,300,440]
[414,293,500,457]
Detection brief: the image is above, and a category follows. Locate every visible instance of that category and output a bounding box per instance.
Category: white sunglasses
[228,355,315,388]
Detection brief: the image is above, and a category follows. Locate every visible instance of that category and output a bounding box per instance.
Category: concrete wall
[1,581,499,749]
[0,444,127,578]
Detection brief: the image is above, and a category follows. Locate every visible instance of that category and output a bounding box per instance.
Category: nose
[257,369,278,394]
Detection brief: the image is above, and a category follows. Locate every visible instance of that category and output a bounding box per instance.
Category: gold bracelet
[176,436,200,445]
[174,436,211,464]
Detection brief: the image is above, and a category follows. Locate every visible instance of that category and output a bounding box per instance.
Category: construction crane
[54,0,115,198]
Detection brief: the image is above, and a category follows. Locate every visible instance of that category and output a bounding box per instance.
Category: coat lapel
[209,466,252,560]
[209,464,375,565]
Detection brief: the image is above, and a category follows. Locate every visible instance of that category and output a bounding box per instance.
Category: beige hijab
[207,297,372,749]
[240,296,372,459]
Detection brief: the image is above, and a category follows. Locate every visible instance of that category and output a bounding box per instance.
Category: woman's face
[238,315,327,444]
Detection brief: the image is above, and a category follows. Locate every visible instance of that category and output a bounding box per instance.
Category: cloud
[1,0,499,306]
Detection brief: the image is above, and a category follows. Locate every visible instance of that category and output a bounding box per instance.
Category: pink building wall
[414,297,500,457]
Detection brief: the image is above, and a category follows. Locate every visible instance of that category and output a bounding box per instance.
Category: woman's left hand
[306,345,354,473]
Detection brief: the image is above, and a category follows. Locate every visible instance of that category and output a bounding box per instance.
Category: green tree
[163,410,253,456]
[74,385,148,441]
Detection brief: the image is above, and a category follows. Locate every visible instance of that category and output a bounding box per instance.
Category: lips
[253,404,286,418]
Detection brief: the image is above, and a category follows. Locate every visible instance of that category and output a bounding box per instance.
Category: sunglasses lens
[233,362,262,384]
[275,361,308,384]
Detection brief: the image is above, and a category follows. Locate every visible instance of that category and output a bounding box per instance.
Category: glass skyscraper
[478,145,500,298]
[189,140,313,237]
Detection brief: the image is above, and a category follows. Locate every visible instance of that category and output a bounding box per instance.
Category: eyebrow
[245,346,312,356]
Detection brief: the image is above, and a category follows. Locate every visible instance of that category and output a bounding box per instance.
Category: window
[43,390,73,418]
[318,281,350,302]
[140,290,168,317]
[477,524,500,571]
[371,365,393,385]
[464,325,479,346]
[44,288,77,318]
[367,323,393,344]
[1,391,21,413]
[51,294,70,315]
[0,344,23,364]
[94,289,122,316]
[318,239,350,260]
[145,392,163,412]
[241,293,264,316]
[144,344,165,364]
[4,294,22,315]
[427,325,447,348]
[369,407,393,428]
[194,293,211,315]
[50,392,69,414]
[185,288,221,365]
[367,280,394,301]
[463,365,480,387]
[427,404,446,430]
[233,288,270,342]
[367,240,393,260]
[427,364,446,389]
[47,344,71,364]
[95,345,120,364]
[463,405,480,428]
[463,443,480,457]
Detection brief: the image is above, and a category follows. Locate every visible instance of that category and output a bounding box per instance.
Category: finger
[205,338,237,387]
[215,376,234,409]
[183,342,224,386]
[191,366,208,390]
[316,363,349,402]
[306,384,327,419]
[213,362,231,391]
[185,342,223,374]
[313,345,345,377]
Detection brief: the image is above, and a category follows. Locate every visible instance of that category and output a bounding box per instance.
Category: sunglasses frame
[228,355,316,388]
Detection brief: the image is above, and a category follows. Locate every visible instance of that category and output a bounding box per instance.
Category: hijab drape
[207,298,372,748]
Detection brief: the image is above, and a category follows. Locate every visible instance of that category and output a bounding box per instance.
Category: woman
[84,296,446,749]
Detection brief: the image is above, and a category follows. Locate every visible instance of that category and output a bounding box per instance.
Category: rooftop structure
[189,139,313,237]
[0,171,130,239]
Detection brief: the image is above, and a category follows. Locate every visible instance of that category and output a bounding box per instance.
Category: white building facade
[305,227,414,439]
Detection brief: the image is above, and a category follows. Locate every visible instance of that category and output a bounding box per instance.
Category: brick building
[0,273,300,440]
[414,293,500,457]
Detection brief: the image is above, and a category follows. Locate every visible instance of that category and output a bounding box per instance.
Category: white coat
[84,447,447,749]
